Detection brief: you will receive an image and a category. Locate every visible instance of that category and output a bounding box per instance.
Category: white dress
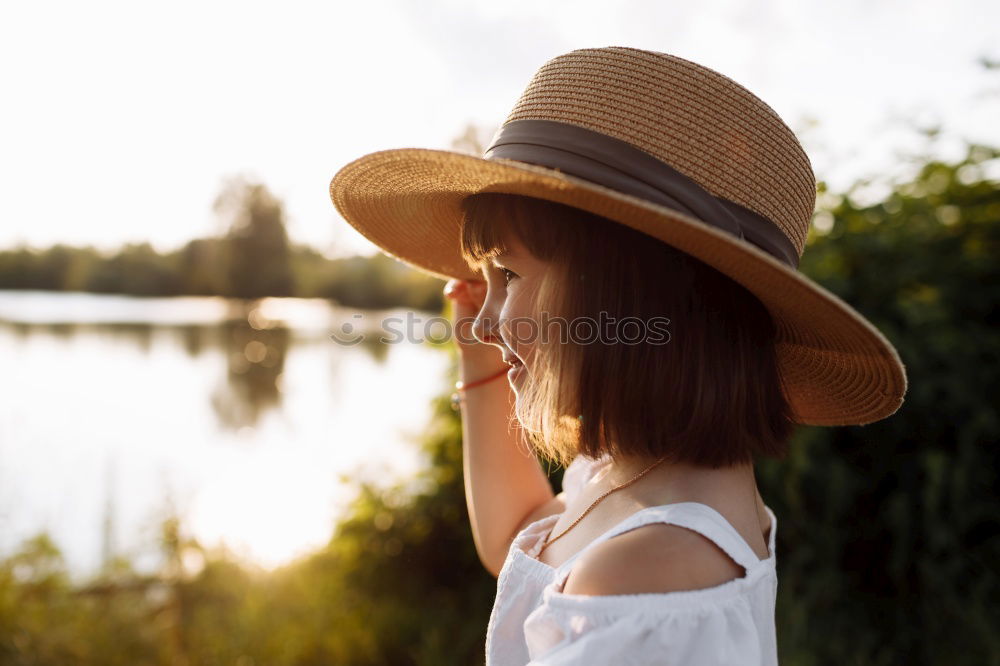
[484,454,779,665]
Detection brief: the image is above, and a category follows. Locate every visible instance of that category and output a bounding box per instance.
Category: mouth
[501,345,524,369]
[506,355,526,384]
[501,344,526,385]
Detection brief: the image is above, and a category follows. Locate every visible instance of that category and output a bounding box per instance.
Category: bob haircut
[459,192,795,470]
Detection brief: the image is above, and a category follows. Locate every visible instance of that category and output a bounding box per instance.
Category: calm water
[0,290,452,582]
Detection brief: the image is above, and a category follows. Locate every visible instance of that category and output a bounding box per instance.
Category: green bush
[0,146,995,665]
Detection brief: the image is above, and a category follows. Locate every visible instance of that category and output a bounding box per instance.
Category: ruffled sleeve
[522,585,769,666]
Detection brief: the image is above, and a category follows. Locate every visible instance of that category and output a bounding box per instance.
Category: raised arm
[446,278,557,577]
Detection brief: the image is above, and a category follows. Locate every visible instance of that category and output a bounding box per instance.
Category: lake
[0,290,453,583]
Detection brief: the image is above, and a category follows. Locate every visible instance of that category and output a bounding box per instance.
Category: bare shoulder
[561,523,747,596]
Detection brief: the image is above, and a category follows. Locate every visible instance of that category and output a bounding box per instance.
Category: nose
[471,299,504,348]
[472,312,501,347]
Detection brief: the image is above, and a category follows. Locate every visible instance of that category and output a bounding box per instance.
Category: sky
[1,0,997,259]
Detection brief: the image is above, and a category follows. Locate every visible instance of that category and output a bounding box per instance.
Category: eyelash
[497,266,518,285]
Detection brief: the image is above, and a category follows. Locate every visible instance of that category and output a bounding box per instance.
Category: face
[473,230,548,396]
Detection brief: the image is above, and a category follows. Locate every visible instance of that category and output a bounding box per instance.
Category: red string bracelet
[450,366,509,411]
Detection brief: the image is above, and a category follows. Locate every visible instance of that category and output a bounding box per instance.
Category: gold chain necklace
[537,454,669,558]
[537,456,769,560]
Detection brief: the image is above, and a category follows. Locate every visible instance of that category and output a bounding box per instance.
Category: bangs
[459,194,511,270]
[459,193,572,271]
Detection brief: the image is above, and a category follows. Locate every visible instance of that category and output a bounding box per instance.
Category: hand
[444,278,487,349]
[443,279,504,369]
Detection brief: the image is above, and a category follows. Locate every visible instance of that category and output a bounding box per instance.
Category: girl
[330,47,907,665]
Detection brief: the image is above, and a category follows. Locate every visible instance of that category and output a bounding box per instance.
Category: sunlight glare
[189,446,337,570]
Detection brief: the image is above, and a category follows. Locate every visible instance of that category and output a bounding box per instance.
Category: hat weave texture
[329,46,908,426]
[501,48,815,256]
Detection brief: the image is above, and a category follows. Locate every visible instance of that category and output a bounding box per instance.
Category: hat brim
[330,148,907,426]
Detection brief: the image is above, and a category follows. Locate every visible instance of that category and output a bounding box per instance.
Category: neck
[592,453,760,508]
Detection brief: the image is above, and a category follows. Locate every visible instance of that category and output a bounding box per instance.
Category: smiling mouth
[506,355,526,384]
[501,344,524,368]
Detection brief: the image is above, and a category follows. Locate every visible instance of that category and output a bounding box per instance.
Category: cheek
[500,289,541,360]
[500,291,524,321]
[503,278,541,318]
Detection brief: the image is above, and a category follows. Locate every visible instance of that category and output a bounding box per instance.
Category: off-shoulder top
[484,453,779,665]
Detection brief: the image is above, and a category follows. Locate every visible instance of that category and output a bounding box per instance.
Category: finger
[443,279,466,300]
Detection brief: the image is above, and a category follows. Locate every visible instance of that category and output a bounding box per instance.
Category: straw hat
[329,46,907,426]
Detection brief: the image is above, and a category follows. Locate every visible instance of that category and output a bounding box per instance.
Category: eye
[498,266,518,285]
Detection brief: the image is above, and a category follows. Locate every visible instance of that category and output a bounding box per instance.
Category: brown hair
[459,192,795,470]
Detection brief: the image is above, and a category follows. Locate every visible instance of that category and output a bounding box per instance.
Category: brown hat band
[483,119,800,269]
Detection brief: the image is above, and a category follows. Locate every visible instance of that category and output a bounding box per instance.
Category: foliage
[213,178,296,300]
[764,143,1000,665]
[316,253,447,312]
[0,177,445,312]
[0,145,996,665]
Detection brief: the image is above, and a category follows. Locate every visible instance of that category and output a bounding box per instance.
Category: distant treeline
[0,178,445,312]
[0,241,444,312]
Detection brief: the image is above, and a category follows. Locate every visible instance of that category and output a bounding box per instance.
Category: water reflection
[178,323,209,357]
[355,332,391,363]
[0,291,448,580]
[3,316,401,434]
[213,318,289,431]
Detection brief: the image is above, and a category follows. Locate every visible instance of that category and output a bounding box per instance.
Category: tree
[449,122,499,157]
[766,143,1000,664]
[213,177,295,300]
